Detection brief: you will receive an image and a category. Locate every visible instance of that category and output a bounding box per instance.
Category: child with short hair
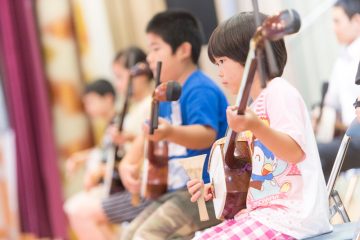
[120,10,228,240]
[65,47,154,240]
[65,78,116,177]
[187,12,332,239]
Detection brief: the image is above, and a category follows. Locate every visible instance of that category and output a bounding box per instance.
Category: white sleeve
[324,61,341,110]
[266,80,307,159]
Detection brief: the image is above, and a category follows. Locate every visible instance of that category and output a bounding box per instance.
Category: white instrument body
[208,138,252,220]
[103,146,116,197]
[208,143,227,219]
[103,144,126,197]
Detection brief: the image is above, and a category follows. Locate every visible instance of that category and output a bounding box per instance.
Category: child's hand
[118,161,141,194]
[143,117,172,142]
[108,125,134,145]
[83,165,105,191]
[226,106,260,132]
[187,179,213,202]
[65,151,88,174]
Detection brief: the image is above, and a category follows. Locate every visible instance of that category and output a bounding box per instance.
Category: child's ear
[176,42,192,61]
[353,13,360,27]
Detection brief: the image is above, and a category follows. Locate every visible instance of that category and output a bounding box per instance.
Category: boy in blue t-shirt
[119,10,228,240]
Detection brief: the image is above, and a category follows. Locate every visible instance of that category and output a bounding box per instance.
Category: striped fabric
[193,215,294,240]
[102,191,151,223]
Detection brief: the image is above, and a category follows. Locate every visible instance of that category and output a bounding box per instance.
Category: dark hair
[114,46,153,79]
[146,10,204,64]
[208,12,287,78]
[335,0,360,19]
[84,79,116,100]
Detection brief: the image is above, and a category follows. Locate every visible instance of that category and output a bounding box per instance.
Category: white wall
[76,0,115,81]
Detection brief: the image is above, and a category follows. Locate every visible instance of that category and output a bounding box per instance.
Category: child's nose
[218,69,224,78]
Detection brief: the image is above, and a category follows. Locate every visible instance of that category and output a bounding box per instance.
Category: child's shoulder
[184,70,223,93]
[266,77,302,98]
[263,77,307,112]
[187,70,213,84]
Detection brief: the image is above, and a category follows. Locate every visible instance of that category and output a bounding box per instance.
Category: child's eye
[215,59,224,66]
[150,46,160,52]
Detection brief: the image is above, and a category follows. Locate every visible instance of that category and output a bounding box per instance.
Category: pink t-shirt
[237,78,332,239]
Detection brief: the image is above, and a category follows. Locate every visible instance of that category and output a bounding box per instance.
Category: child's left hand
[108,125,133,145]
[118,161,141,194]
[83,165,105,191]
[143,117,173,142]
[226,106,260,132]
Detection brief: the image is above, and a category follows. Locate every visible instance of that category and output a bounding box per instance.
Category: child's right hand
[65,151,88,174]
[108,125,133,145]
[118,161,141,194]
[143,117,172,142]
[226,106,260,133]
[83,165,105,191]
[187,178,213,202]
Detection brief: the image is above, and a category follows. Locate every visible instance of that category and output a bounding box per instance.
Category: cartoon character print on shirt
[249,140,291,200]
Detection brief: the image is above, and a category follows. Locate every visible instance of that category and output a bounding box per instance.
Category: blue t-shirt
[159,70,228,190]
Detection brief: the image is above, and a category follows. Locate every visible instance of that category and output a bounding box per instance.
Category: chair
[307,119,360,239]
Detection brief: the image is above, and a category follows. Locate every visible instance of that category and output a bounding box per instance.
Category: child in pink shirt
[187,11,332,239]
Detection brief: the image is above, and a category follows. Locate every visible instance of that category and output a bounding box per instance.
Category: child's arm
[227,106,305,164]
[145,118,217,149]
[83,163,106,191]
[65,148,92,174]
[118,135,145,193]
[108,124,136,145]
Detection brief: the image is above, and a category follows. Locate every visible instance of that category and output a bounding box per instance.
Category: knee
[132,228,148,240]
[122,217,156,240]
[122,224,140,240]
[64,194,94,220]
[64,195,81,217]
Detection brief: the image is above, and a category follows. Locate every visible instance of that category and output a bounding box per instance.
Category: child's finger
[226,108,236,117]
[190,190,201,202]
[227,105,238,110]
[187,178,200,188]
[188,182,202,195]
[204,192,213,201]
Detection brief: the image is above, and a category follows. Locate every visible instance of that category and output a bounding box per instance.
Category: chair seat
[305,221,359,240]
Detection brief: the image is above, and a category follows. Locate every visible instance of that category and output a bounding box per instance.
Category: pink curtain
[0,0,66,238]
